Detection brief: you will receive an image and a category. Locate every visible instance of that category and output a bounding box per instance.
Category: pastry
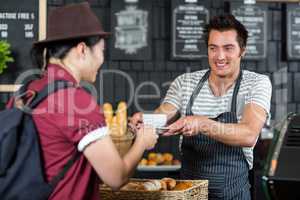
[162,153,173,162]
[122,182,144,191]
[161,178,176,190]
[155,153,164,164]
[163,160,172,165]
[148,152,157,161]
[142,180,161,191]
[147,160,157,166]
[139,158,148,166]
[160,180,168,190]
[173,182,193,190]
[172,159,181,165]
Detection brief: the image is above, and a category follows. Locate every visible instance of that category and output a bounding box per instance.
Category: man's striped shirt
[163,69,272,169]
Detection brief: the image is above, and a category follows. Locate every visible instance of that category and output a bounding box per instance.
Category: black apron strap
[230,70,243,113]
[185,70,210,116]
[186,70,243,116]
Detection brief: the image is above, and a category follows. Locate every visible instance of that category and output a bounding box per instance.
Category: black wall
[54,0,300,123]
[1,0,300,154]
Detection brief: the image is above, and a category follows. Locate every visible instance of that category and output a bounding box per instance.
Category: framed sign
[110,0,152,60]
[287,4,300,60]
[231,3,268,60]
[0,0,46,85]
[171,0,209,60]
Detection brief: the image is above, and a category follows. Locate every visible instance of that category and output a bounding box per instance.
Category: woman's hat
[34,2,110,45]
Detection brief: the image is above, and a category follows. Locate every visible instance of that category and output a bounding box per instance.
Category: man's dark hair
[204,14,248,49]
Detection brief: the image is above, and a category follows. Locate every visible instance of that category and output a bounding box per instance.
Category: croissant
[161,178,176,190]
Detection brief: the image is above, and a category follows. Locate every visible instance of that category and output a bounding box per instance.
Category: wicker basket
[99,179,208,200]
[111,131,135,157]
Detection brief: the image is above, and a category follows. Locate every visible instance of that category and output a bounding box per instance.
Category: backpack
[0,79,80,200]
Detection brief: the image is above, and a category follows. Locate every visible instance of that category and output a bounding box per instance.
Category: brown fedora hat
[34,2,110,45]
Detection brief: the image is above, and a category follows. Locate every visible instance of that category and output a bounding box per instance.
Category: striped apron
[181,70,251,200]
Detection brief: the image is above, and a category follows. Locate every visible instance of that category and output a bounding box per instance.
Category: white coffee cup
[142,114,167,128]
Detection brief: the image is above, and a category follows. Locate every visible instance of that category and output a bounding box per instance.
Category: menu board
[231,3,267,60]
[287,4,300,60]
[110,0,152,60]
[171,0,209,60]
[0,0,39,83]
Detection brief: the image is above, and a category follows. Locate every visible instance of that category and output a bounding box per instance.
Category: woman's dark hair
[204,14,248,49]
[31,36,102,69]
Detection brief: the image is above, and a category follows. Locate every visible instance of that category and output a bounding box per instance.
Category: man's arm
[165,103,267,147]
[154,102,180,124]
[203,103,267,147]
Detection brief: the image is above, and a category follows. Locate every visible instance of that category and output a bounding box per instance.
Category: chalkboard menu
[171,0,209,60]
[231,3,267,60]
[287,4,300,60]
[110,0,152,60]
[0,0,39,83]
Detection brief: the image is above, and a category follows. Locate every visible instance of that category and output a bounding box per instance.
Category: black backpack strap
[28,80,74,109]
[49,152,81,188]
[25,80,81,189]
[14,74,42,98]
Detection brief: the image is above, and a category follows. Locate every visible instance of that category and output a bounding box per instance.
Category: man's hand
[163,115,210,136]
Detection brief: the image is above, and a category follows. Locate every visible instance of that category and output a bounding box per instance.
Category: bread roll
[162,153,173,162]
[142,180,161,191]
[163,160,172,165]
[160,180,168,190]
[161,178,176,190]
[148,152,157,161]
[155,153,164,165]
[172,159,181,165]
[139,158,148,166]
[122,182,144,191]
[147,160,157,166]
[173,182,193,190]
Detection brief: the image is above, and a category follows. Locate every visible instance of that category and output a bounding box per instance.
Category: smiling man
[130,14,272,199]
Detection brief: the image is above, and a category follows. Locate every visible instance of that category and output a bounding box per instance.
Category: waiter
[130,14,272,199]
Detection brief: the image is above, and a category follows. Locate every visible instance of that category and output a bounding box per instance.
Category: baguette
[103,103,113,128]
[116,101,127,136]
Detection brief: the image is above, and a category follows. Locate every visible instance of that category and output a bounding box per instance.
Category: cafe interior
[0,0,300,199]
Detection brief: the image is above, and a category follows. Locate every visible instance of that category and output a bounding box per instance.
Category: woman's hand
[163,115,210,136]
[128,112,143,133]
[135,125,158,150]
